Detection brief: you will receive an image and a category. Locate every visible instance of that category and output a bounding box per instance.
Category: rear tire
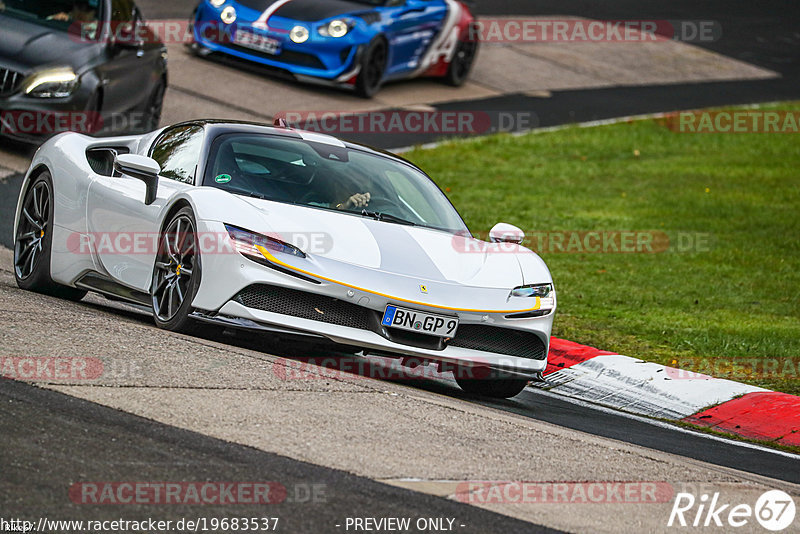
[14,172,87,301]
[455,369,529,398]
[355,38,387,98]
[151,207,202,334]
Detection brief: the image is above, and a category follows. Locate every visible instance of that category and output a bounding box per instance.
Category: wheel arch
[13,164,52,240]
[159,198,194,234]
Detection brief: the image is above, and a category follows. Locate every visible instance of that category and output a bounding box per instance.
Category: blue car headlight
[290,25,310,43]
[220,5,237,24]
[225,224,306,260]
[318,19,351,38]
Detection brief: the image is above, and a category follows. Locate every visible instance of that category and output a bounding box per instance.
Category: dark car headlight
[226,224,306,260]
[318,19,351,38]
[23,68,78,98]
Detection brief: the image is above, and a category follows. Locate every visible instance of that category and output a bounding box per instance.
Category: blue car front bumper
[193,4,365,84]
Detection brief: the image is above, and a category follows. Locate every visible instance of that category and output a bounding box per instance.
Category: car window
[150,125,204,184]
[0,0,103,35]
[110,0,134,22]
[203,133,469,234]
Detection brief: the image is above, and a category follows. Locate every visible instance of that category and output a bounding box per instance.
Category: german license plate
[381,305,459,337]
[234,29,280,55]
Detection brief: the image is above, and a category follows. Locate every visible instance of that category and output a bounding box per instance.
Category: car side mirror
[110,19,143,51]
[489,223,525,244]
[114,154,160,205]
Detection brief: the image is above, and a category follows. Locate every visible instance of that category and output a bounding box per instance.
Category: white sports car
[13,120,556,398]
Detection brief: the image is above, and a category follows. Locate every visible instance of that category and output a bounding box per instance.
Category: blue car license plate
[234,29,281,55]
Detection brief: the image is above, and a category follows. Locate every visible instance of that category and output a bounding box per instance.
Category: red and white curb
[533,338,800,447]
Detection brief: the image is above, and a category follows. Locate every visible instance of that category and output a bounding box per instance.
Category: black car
[0,0,167,142]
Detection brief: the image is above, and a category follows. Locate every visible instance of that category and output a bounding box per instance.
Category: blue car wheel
[355,38,388,99]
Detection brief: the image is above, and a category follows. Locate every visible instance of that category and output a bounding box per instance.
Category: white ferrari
[13,120,556,398]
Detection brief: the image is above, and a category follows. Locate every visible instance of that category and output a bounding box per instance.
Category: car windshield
[203,133,469,235]
[0,0,102,34]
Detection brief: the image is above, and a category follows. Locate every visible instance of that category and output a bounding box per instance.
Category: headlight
[23,67,78,98]
[226,224,306,260]
[510,283,555,311]
[220,5,237,24]
[319,19,350,38]
[511,284,552,298]
[290,25,309,43]
[209,0,226,7]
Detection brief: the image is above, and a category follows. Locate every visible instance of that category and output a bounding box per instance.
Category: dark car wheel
[152,207,203,333]
[443,37,478,87]
[455,369,529,398]
[143,80,166,132]
[355,38,388,98]
[14,172,87,301]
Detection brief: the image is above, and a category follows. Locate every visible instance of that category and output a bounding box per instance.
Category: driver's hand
[49,12,70,21]
[341,192,370,210]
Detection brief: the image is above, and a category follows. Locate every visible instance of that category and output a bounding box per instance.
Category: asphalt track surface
[2,1,800,531]
[0,379,560,533]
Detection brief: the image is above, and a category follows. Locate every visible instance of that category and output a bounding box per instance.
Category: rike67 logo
[668,490,796,531]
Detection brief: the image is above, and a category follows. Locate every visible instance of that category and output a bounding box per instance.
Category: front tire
[443,37,478,87]
[14,172,87,301]
[355,38,387,98]
[142,80,166,133]
[151,207,202,333]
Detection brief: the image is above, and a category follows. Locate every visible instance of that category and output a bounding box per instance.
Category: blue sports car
[191,0,479,97]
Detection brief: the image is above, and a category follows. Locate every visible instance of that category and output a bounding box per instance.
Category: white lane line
[527,387,800,459]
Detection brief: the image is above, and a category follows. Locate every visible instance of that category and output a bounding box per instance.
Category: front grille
[450,325,547,360]
[234,284,547,359]
[0,68,24,95]
[229,45,326,69]
[234,284,371,330]
[276,50,326,69]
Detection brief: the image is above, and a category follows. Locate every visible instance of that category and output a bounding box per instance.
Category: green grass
[404,103,800,395]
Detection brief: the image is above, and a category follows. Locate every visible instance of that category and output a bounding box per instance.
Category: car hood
[236,0,376,22]
[233,197,551,290]
[0,15,100,74]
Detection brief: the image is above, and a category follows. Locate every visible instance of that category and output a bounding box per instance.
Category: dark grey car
[0,0,167,142]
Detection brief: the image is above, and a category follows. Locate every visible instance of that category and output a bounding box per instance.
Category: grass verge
[404,103,800,395]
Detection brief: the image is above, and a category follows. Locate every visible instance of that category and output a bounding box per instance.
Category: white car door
[87,125,205,292]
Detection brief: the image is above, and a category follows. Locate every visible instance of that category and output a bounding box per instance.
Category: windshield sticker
[215,174,232,184]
